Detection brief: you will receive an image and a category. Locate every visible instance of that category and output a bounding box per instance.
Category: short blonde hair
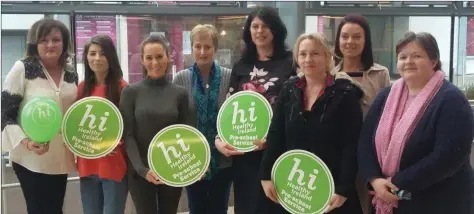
[293,33,335,77]
[190,24,219,49]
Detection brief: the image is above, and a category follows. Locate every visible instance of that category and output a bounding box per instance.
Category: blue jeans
[80,174,128,214]
[186,167,233,214]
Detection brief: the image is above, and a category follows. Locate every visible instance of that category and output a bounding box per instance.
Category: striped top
[1,58,78,175]
[173,65,232,168]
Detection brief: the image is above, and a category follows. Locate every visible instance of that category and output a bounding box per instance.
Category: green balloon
[21,97,62,144]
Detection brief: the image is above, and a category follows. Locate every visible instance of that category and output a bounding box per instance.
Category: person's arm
[1,61,29,152]
[119,85,148,178]
[177,88,192,126]
[358,87,391,188]
[259,82,288,180]
[391,88,474,193]
[334,88,364,198]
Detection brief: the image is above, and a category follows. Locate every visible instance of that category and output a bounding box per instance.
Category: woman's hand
[146,170,164,185]
[253,139,267,151]
[261,180,279,204]
[215,137,244,157]
[325,194,347,213]
[370,178,399,202]
[22,138,49,155]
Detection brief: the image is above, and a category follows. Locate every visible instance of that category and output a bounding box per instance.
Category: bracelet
[21,139,32,151]
[215,135,221,140]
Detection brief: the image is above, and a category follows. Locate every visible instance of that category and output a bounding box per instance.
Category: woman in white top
[1,18,78,214]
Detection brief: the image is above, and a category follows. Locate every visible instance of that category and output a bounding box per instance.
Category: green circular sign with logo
[147,124,211,187]
[62,96,123,159]
[217,91,273,152]
[272,150,334,214]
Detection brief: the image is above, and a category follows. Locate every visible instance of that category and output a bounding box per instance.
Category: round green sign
[147,124,211,187]
[272,150,335,214]
[62,96,123,159]
[217,91,273,152]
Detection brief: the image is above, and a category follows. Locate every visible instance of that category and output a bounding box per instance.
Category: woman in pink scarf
[358,32,473,214]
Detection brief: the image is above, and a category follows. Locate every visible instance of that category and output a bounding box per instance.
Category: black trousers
[232,151,286,214]
[12,162,68,214]
[128,171,182,214]
[186,167,233,214]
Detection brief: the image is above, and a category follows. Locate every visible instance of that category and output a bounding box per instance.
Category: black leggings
[128,171,182,214]
[232,151,286,214]
[12,162,68,214]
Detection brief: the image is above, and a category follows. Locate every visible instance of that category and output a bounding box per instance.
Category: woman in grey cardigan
[173,24,233,214]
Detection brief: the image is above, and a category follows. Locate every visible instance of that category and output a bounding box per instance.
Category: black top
[119,76,191,178]
[228,52,296,107]
[260,75,364,213]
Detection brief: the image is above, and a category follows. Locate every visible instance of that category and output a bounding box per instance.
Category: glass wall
[454,16,474,100]
[305,15,454,81]
[74,14,246,84]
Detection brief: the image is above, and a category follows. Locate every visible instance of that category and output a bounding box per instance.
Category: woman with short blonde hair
[173,23,233,214]
[261,32,364,214]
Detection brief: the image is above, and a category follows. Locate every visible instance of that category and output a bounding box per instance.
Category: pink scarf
[373,71,445,214]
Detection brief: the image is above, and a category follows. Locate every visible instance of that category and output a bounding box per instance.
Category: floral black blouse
[227,53,296,107]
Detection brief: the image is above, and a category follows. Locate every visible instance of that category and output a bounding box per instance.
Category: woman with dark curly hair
[214,6,296,214]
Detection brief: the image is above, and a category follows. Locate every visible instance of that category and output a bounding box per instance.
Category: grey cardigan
[172,65,232,168]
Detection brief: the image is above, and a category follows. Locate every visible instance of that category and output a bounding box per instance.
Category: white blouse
[2,58,78,175]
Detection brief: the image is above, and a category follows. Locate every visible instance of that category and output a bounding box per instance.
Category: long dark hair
[334,14,374,71]
[241,6,290,64]
[82,34,123,105]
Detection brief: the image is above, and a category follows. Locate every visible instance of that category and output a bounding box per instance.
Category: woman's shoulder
[119,79,128,87]
[16,58,46,80]
[168,79,188,92]
[77,80,85,90]
[7,60,26,76]
[369,63,389,72]
[219,66,232,74]
[122,80,144,94]
[332,72,365,99]
[176,68,192,77]
[437,80,469,105]
[63,62,78,85]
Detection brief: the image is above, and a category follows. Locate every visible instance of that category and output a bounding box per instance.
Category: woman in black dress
[214,6,296,214]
